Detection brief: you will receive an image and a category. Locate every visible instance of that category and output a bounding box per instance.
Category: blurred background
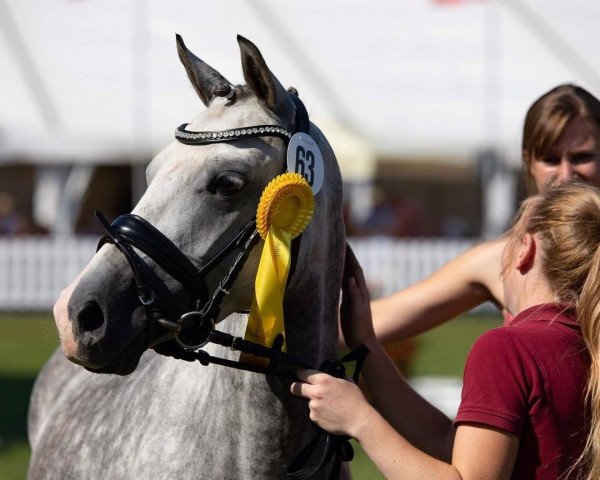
[1,0,598,478]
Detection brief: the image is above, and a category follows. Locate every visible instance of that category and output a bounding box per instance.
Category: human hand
[290,369,375,438]
[340,244,377,350]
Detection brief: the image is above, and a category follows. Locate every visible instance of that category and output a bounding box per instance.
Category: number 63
[295,146,315,186]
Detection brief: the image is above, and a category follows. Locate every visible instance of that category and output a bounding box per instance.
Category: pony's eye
[213,173,246,195]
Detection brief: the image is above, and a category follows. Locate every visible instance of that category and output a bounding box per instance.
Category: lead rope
[178,322,369,480]
[285,345,370,480]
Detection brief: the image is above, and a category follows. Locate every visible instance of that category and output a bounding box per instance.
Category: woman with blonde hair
[296,183,600,479]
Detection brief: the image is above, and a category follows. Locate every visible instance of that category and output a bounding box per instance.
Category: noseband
[96,211,260,347]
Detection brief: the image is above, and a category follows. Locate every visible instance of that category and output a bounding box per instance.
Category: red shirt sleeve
[454,329,530,436]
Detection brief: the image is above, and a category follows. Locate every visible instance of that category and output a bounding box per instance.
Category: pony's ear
[176,34,232,107]
[237,35,292,114]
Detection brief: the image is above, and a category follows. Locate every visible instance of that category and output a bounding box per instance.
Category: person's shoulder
[468,326,522,361]
[464,327,535,385]
[469,318,568,366]
[473,326,516,346]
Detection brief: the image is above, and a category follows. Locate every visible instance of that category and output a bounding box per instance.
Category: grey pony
[27,35,346,480]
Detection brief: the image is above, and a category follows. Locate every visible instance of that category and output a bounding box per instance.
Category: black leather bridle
[96,94,308,351]
[95,92,368,480]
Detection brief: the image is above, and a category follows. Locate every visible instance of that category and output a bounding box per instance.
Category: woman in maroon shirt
[293,183,600,479]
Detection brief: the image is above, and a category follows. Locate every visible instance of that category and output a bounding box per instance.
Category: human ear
[516,233,536,273]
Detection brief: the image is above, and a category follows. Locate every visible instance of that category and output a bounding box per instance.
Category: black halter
[95,92,368,480]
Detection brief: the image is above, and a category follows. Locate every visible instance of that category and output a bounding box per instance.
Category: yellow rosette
[243,173,314,359]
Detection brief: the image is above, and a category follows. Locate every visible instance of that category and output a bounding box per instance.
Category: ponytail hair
[578,248,600,479]
[506,183,600,478]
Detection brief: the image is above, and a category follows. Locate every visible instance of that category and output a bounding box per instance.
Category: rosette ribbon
[243,173,314,355]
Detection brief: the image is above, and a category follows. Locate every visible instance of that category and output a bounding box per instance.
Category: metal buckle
[174,311,216,351]
[139,292,155,306]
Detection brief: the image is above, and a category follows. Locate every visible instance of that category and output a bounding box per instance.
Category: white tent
[1,0,600,234]
[2,0,600,163]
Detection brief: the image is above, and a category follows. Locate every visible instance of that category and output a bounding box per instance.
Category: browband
[175,124,293,145]
[175,92,309,145]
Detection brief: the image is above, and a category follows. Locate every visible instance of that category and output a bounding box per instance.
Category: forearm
[330,242,515,479]
[361,341,455,460]
[354,405,462,480]
[371,285,486,342]
[371,240,506,343]
[293,369,517,480]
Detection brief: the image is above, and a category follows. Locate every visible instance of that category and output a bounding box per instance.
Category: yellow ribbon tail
[243,227,291,356]
[241,173,314,365]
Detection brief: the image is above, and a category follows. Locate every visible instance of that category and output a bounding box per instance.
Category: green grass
[0,313,59,480]
[411,315,503,377]
[0,314,59,376]
[0,312,501,480]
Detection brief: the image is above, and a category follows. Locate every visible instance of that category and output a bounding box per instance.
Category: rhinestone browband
[175,123,293,146]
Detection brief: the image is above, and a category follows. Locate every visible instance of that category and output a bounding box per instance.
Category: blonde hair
[506,183,600,478]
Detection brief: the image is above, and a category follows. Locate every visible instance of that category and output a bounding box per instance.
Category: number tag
[286,133,324,195]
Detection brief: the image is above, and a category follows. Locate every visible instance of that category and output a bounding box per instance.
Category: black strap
[196,220,258,282]
[99,212,208,303]
[183,330,311,377]
[97,211,259,314]
[183,333,369,480]
[285,345,370,480]
[290,94,310,134]
[96,211,156,305]
[286,432,352,480]
[175,93,309,146]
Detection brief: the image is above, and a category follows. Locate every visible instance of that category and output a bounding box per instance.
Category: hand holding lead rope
[165,307,369,480]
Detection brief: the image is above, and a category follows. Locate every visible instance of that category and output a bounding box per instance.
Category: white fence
[0,235,479,311]
[0,236,98,311]
[349,237,475,298]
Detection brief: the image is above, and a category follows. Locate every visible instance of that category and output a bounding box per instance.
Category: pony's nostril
[78,302,105,332]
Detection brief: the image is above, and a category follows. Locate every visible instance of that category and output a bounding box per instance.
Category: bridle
[96,94,307,352]
[95,211,261,350]
[95,91,367,479]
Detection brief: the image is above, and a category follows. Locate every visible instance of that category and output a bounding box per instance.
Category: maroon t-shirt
[455,304,589,479]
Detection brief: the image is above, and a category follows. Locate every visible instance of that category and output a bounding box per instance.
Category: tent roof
[0,125,151,165]
[1,0,600,169]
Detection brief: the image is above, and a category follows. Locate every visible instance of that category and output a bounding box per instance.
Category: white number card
[286,133,324,195]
